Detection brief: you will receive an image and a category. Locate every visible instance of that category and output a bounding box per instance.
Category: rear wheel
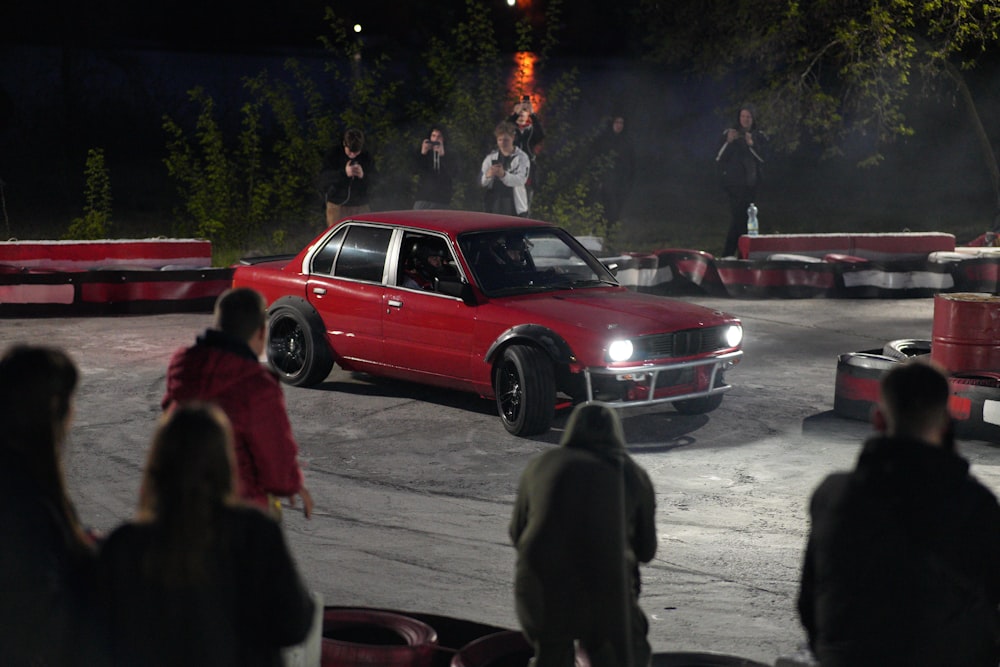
[267,304,334,387]
[494,344,555,436]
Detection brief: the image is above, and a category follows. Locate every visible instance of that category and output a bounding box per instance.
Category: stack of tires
[833,335,1000,442]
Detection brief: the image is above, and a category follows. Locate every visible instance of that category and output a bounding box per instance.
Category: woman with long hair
[98,402,315,666]
[0,344,101,665]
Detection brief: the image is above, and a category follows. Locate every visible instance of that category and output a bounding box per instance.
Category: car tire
[673,373,725,415]
[267,303,334,387]
[833,351,898,421]
[882,338,931,360]
[494,344,555,436]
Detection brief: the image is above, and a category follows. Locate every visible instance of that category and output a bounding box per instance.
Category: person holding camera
[508,95,545,160]
[508,95,544,200]
[413,126,455,210]
[481,121,530,217]
[715,105,767,257]
[321,127,376,227]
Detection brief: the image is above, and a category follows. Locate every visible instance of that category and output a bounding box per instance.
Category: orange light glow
[509,51,544,113]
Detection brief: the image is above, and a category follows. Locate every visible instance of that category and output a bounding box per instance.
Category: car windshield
[458,228,617,296]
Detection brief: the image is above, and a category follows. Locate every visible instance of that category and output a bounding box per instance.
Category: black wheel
[494,344,556,436]
[673,372,725,415]
[267,304,334,387]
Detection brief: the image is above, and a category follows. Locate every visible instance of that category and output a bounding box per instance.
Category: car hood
[490,288,735,336]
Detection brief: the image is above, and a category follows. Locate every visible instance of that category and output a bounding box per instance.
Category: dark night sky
[5,0,643,58]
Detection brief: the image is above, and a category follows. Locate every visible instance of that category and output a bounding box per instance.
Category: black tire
[267,303,334,387]
[673,373,725,415]
[494,344,556,436]
[833,352,898,421]
[882,338,931,360]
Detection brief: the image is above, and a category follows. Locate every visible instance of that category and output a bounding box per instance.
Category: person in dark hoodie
[715,105,767,257]
[162,287,312,519]
[798,360,1000,667]
[413,125,455,209]
[592,113,635,225]
[509,402,657,667]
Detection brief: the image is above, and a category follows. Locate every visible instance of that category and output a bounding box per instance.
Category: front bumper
[582,350,743,406]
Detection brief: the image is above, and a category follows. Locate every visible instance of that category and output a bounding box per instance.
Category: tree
[640,0,1000,219]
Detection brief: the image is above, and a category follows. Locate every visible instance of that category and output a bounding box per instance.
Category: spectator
[0,345,104,666]
[592,113,635,225]
[98,403,315,666]
[798,360,1000,667]
[413,126,455,209]
[481,120,531,217]
[715,105,767,257]
[510,402,657,667]
[321,127,376,227]
[162,287,313,519]
[508,96,545,186]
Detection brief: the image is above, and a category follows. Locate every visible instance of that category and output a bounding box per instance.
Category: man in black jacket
[798,361,1000,667]
[322,127,376,227]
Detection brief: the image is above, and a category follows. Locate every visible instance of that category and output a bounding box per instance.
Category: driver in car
[403,240,447,290]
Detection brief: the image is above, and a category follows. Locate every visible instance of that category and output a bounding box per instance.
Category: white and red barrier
[0,239,231,315]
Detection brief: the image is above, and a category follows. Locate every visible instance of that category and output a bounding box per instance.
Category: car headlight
[608,339,634,362]
[725,325,743,348]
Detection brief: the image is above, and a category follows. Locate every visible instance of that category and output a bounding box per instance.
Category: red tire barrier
[652,652,771,666]
[949,373,1000,443]
[450,629,592,667]
[833,351,899,422]
[321,608,438,667]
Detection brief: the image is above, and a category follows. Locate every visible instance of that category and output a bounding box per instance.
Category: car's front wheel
[494,344,555,436]
[267,304,334,387]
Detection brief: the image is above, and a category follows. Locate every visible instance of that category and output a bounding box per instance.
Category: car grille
[634,326,731,360]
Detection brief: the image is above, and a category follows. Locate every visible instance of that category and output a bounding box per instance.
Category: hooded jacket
[799,435,1000,667]
[162,330,304,507]
[509,404,656,653]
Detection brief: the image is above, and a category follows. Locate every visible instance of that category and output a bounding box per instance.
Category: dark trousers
[724,187,755,257]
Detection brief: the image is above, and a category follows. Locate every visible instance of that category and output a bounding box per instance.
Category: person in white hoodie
[481,120,530,217]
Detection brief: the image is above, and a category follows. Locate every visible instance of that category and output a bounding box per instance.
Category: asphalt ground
[6,296,996,664]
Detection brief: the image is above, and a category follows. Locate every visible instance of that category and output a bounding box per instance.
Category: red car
[233,210,743,436]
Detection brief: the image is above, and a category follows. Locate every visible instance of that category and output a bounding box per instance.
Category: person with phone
[319,127,376,228]
[508,94,545,201]
[413,126,454,210]
[480,120,530,217]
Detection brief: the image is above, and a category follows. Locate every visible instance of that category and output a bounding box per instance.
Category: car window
[459,228,613,294]
[310,227,346,275]
[397,232,459,289]
[334,225,392,283]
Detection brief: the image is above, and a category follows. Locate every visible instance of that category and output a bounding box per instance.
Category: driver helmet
[413,239,446,275]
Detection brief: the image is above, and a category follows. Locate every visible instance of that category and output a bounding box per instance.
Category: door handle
[312,287,327,295]
[387,299,403,308]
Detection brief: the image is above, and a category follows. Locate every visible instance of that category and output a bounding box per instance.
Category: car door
[306,223,392,368]
[381,231,477,387]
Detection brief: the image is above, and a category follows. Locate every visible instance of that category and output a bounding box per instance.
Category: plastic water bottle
[747,202,759,236]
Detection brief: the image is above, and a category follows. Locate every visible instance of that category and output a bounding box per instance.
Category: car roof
[344,210,556,236]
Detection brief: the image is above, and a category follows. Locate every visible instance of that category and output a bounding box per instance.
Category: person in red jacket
[162,287,313,519]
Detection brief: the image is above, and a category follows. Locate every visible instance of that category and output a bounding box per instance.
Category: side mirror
[603,261,619,277]
[436,276,476,304]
